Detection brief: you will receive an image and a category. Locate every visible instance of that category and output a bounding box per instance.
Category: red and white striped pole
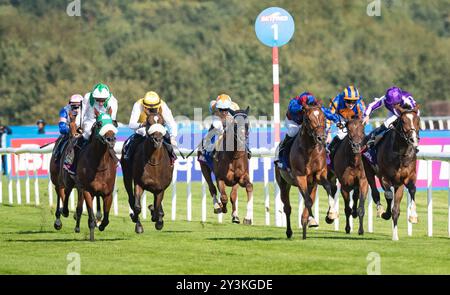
[272,46,284,227]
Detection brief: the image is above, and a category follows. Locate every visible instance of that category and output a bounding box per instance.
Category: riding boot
[124,133,144,161]
[65,137,87,175]
[245,140,251,159]
[366,124,388,149]
[275,135,294,168]
[163,133,177,165]
[327,136,340,157]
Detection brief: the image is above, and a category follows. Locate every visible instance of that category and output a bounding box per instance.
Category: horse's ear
[229,109,235,117]
[245,106,250,115]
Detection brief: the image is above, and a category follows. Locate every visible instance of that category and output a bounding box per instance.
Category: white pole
[407,191,412,236]
[334,181,340,231]
[201,173,206,223]
[427,160,433,237]
[15,154,21,205]
[428,120,434,130]
[34,166,39,205]
[298,191,303,228]
[263,157,270,226]
[447,119,450,130]
[349,191,353,232]
[113,174,118,216]
[8,154,12,204]
[272,46,282,228]
[47,158,53,207]
[25,154,30,204]
[438,120,444,130]
[142,192,147,220]
[186,158,192,222]
[367,187,373,233]
[314,188,319,225]
[171,163,177,221]
[70,189,75,211]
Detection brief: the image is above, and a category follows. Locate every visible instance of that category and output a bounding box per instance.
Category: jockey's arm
[364,96,385,118]
[161,102,178,144]
[128,101,146,136]
[58,107,69,135]
[109,95,118,121]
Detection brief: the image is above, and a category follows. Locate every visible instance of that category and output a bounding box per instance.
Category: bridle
[302,107,326,146]
[392,110,420,146]
[345,119,364,154]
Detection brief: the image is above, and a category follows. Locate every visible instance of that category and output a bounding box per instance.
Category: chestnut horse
[363,105,420,240]
[209,107,253,224]
[121,109,173,233]
[327,116,368,235]
[275,104,338,239]
[50,118,81,230]
[74,114,118,241]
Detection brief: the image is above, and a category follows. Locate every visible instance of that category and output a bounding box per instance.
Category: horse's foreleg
[154,191,165,230]
[54,186,64,230]
[133,184,144,234]
[96,196,102,224]
[392,185,404,241]
[381,180,394,220]
[406,180,418,224]
[230,183,240,224]
[363,159,384,217]
[296,176,310,239]
[74,189,83,233]
[243,180,254,225]
[83,190,96,241]
[341,186,352,234]
[98,194,112,232]
[62,186,71,218]
[217,180,228,214]
[276,167,292,238]
[357,179,369,235]
[320,175,338,224]
[351,186,359,219]
[200,164,220,213]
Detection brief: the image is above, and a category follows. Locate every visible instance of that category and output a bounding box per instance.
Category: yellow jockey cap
[142,91,162,109]
[343,86,360,101]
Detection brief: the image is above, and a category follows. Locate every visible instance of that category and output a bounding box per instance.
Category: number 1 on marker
[271,24,278,41]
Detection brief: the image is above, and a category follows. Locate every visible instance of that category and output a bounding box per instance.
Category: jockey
[274,91,319,169]
[323,86,366,156]
[199,94,245,166]
[64,83,118,175]
[123,91,178,163]
[363,86,419,150]
[53,94,83,163]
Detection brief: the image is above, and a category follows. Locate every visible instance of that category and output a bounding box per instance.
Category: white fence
[0,146,449,237]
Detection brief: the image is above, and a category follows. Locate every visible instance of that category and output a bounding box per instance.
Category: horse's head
[229,107,250,152]
[395,104,420,149]
[94,113,118,149]
[345,114,365,153]
[144,108,166,149]
[302,104,326,146]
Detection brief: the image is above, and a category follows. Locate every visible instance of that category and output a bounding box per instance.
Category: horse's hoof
[155,220,164,231]
[99,223,108,232]
[381,212,392,220]
[74,227,80,233]
[222,207,228,214]
[351,209,358,219]
[345,226,351,234]
[135,223,144,234]
[325,216,334,224]
[286,229,293,239]
[213,208,222,214]
[376,205,385,218]
[408,215,418,224]
[62,209,69,218]
[54,220,62,230]
[358,229,364,236]
[243,218,252,225]
[232,216,240,224]
[307,217,318,228]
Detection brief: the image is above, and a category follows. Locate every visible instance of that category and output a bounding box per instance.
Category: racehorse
[121,109,173,233]
[74,114,118,241]
[363,104,420,240]
[50,118,80,230]
[208,107,253,224]
[327,115,368,235]
[275,103,338,239]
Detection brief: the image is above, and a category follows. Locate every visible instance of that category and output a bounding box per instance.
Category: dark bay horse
[275,104,337,239]
[50,118,80,230]
[363,105,420,240]
[75,114,118,241]
[327,116,368,235]
[209,107,253,224]
[121,109,173,233]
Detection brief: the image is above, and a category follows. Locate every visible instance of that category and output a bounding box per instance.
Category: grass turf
[0,177,449,274]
